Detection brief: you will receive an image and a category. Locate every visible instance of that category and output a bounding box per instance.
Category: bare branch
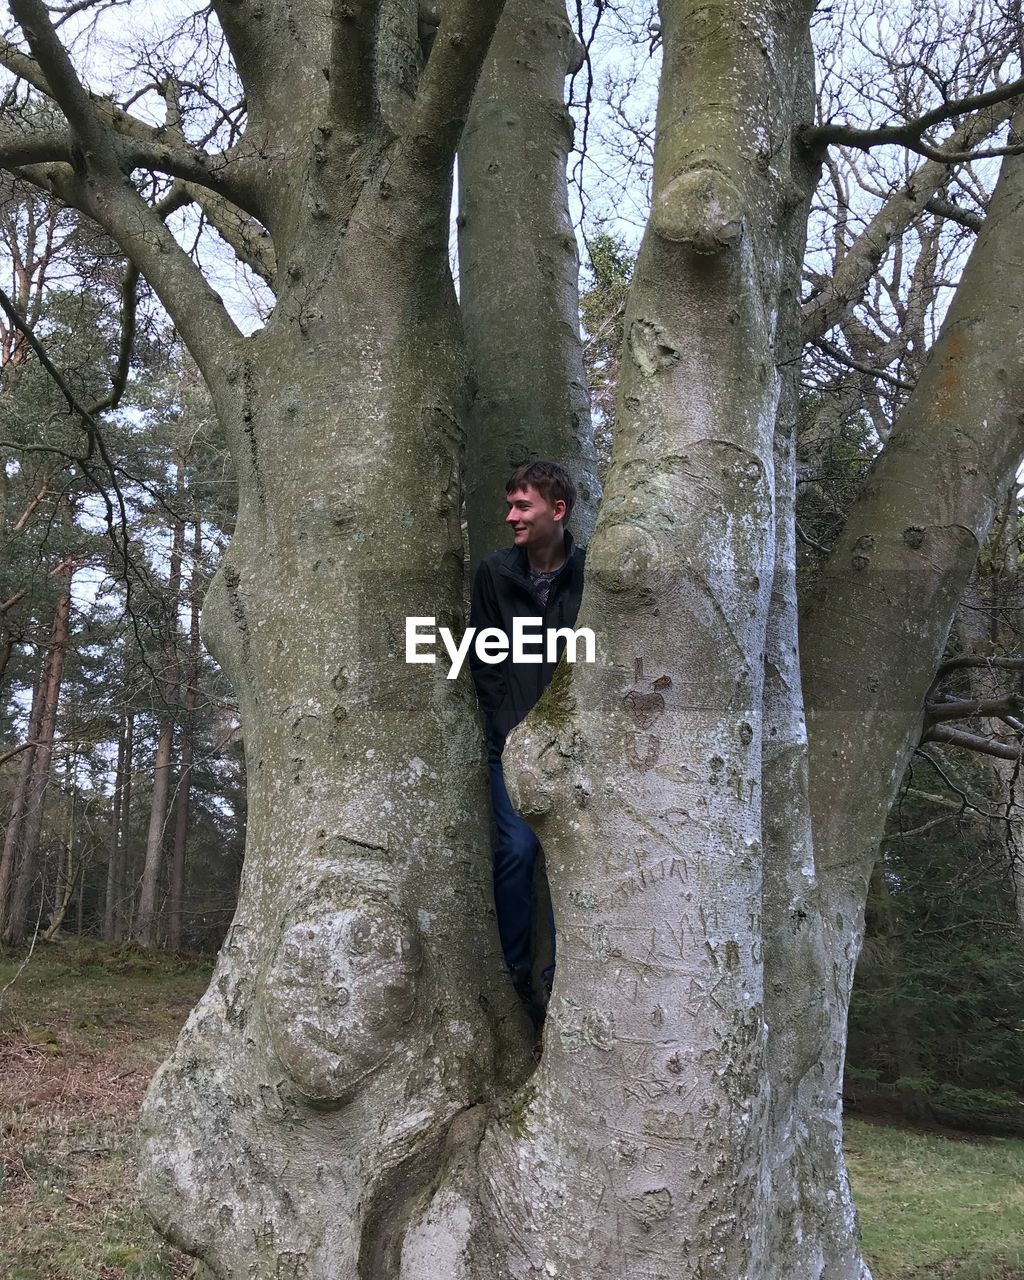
[923,724,1023,760]
[803,76,1024,158]
[0,34,55,97]
[937,655,1024,677]
[925,196,983,233]
[813,336,915,391]
[91,261,138,415]
[9,0,110,159]
[161,181,276,286]
[802,98,1019,344]
[0,128,72,167]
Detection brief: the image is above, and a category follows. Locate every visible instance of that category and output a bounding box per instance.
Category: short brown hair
[505,460,577,523]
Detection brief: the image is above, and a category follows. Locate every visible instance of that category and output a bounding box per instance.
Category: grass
[845,1116,1024,1279]
[1,940,1022,1278]
[0,940,212,1279]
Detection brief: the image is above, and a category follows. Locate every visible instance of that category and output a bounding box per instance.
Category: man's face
[505,484,566,548]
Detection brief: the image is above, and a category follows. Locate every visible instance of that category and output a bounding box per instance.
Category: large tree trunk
[799,109,1024,1271]
[459,0,599,565]
[5,562,72,945]
[138,127,528,1272]
[466,0,868,1274]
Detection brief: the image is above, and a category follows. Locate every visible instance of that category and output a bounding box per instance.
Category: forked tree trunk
[100,3,1024,1276]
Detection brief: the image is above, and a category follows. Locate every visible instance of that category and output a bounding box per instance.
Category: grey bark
[459,0,599,567]
[134,717,174,949]
[478,0,869,1274]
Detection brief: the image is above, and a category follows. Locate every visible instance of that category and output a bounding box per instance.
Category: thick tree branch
[9,0,110,160]
[92,261,138,415]
[0,34,54,97]
[937,655,1024,677]
[925,197,983,233]
[207,0,290,115]
[330,0,384,137]
[925,694,1024,723]
[803,77,1024,159]
[2,1,244,393]
[0,128,72,167]
[923,724,1023,759]
[404,0,508,164]
[171,182,276,286]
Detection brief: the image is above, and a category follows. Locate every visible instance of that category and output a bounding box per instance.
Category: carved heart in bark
[623,690,666,729]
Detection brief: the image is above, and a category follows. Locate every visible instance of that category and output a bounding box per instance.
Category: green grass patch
[845,1116,1024,1278]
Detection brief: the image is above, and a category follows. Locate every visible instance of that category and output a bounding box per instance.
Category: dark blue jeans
[488,756,556,983]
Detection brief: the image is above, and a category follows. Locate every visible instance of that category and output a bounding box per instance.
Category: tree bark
[168,518,203,951]
[114,708,134,942]
[459,0,599,567]
[42,742,78,940]
[479,1,868,1275]
[5,561,72,945]
[0,666,43,934]
[800,115,1024,1252]
[134,471,186,949]
[135,25,536,1261]
[103,699,128,942]
[134,716,174,948]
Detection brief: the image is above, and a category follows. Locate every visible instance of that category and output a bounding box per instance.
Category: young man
[468,461,586,1027]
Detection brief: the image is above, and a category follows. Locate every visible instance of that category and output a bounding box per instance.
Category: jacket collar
[504,528,577,583]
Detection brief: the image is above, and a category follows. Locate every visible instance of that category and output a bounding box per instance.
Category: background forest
[1,0,1023,1149]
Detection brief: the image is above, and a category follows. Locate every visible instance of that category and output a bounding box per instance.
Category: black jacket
[469,530,586,760]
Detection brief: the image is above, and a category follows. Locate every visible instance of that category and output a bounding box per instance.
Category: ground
[0,942,1022,1279]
